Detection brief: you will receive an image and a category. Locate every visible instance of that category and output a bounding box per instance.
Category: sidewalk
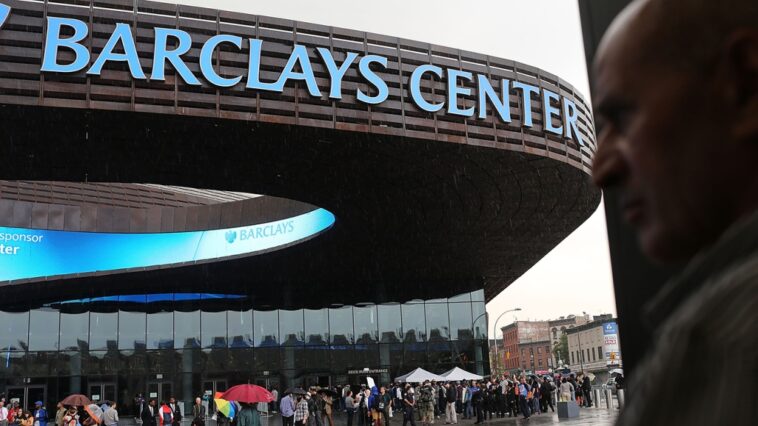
[254,407,619,425]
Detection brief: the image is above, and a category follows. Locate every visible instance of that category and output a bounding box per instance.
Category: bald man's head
[592,0,758,262]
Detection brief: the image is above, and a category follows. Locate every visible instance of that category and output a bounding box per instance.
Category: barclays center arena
[0,0,599,416]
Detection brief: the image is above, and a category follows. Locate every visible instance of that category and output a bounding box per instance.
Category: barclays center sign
[0,3,585,147]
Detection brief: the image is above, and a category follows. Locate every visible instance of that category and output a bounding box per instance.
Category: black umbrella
[284,388,307,395]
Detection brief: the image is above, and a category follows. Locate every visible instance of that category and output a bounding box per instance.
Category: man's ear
[725,30,758,142]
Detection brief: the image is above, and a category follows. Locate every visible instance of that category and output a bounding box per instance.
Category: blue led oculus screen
[0,208,335,282]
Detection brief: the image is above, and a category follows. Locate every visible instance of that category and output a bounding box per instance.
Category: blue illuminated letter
[446,69,474,117]
[41,17,90,73]
[512,81,539,127]
[410,64,444,112]
[563,98,585,146]
[477,75,511,122]
[87,23,145,79]
[200,35,243,87]
[542,89,563,135]
[246,39,279,91]
[317,48,359,100]
[275,44,321,97]
[357,55,389,105]
[152,28,200,85]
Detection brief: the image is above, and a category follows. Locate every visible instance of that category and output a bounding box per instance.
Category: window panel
[378,304,401,343]
[254,310,279,347]
[202,310,227,348]
[401,304,425,343]
[228,309,253,348]
[29,308,60,351]
[60,311,89,351]
[329,307,353,345]
[354,305,378,344]
[174,310,200,349]
[279,310,304,346]
[448,302,473,341]
[89,311,118,351]
[425,303,449,342]
[304,309,328,346]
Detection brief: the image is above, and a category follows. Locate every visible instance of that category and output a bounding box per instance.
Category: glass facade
[0,290,488,414]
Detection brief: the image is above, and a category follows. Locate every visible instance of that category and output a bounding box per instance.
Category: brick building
[501,321,550,372]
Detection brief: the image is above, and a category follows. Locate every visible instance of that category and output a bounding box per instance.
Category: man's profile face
[591,0,734,262]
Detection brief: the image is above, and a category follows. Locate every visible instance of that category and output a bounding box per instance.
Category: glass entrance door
[6,385,46,411]
[201,380,226,413]
[147,382,173,404]
[89,383,117,404]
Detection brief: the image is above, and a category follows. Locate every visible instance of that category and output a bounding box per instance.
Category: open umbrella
[610,368,624,375]
[85,404,104,424]
[585,372,596,382]
[213,397,236,419]
[220,385,274,404]
[61,394,91,407]
[284,388,307,396]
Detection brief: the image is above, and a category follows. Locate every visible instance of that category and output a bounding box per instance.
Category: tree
[553,333,568,366]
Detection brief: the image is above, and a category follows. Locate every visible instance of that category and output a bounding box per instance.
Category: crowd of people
[0,397,120,426]
[273,372,605,425]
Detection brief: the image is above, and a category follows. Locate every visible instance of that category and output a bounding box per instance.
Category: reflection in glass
[401,304,425,343]
[254,310,279,347]
[202,310,227,348]
[354,305,378,344]
[118,310,146,350]
[329,307,353,345]
[60,311,89,351]
[448,303,473,340]
[279,310,304,346]
[89,311,118,351]
[174,310,200,349]
[147,311,173,349]
[378,304,401,343]
[304,309,328,345]
[471,301,487,339]
[425,303,449,342]
[29,308,59,351]
[228,309,253,348]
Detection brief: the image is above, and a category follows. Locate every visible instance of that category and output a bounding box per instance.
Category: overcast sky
[171,0,617,334]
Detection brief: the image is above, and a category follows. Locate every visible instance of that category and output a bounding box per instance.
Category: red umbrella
[220,384,274,403]
[60,394,91,407]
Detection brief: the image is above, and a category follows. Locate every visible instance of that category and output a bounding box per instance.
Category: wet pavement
[255,407,619,425]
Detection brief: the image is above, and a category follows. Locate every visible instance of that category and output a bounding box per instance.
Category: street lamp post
[492,308,522,375]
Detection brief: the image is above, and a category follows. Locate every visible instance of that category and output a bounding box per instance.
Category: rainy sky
[170,0,617,333]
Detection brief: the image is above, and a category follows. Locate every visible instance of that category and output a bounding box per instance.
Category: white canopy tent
[439,367,483,381]
[394,367,445,383]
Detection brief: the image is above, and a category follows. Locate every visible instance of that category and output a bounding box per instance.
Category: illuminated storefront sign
[0,4,582,146]
[0,208,335,282]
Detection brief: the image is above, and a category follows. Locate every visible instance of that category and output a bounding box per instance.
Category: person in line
[559,379,571,403]
[581,376,592,408]
[270,389,279,415]
[592,0,758,424]
[401,387,415,426]
[539,378,554,413]
[32,402,46,426]
[52,402,66,426]
[344,391,355,426]
[471,385,484,425]
[280,392,295,426]
[102,403,118,426]
[19,412,32,426]
[190,398,205,426]
[61,408,77,426]
[158,402,173,426]
[140,400,157,426]
[517,378,530,420]
[167,399,180,426]
[0,401,9,426]
[443,384,456,425]
[529,378,540,416]
[378,387,391,426]
[320,393,333,426]
[293,396,308,426]
[235,403,259,426]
